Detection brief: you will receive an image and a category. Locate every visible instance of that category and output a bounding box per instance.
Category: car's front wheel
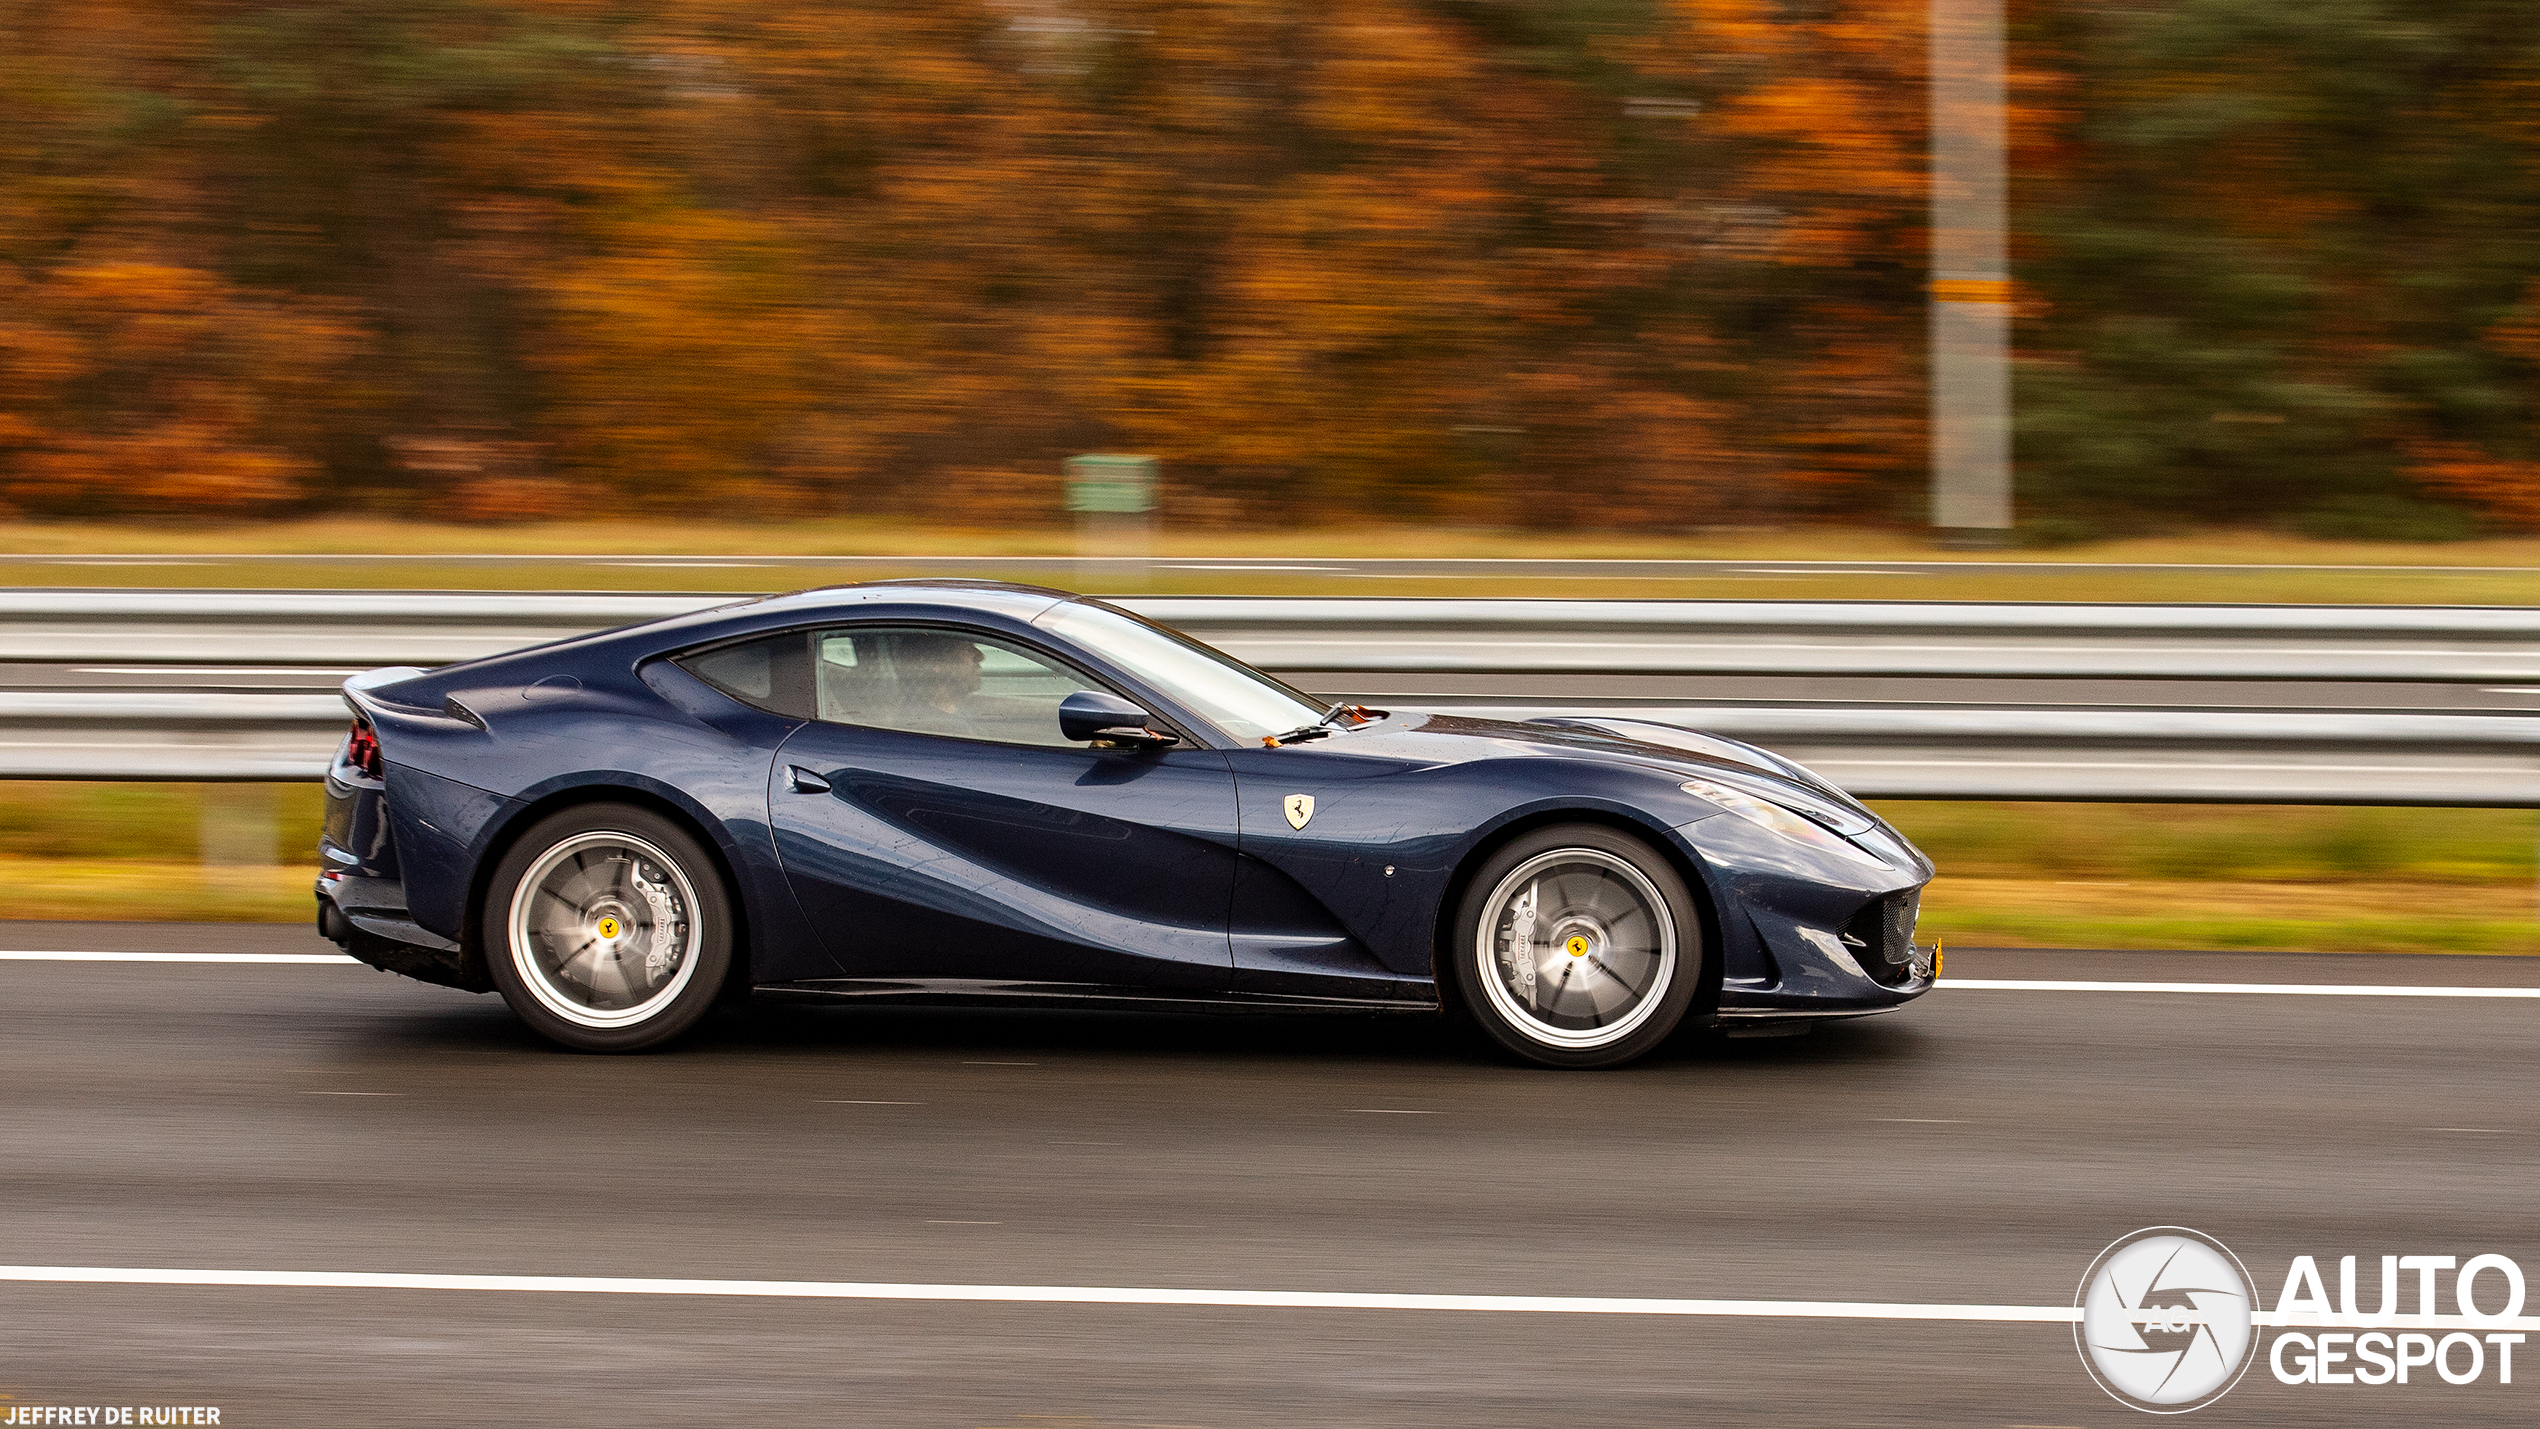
[1450,823,1704,1069]
[484,804,733,1052]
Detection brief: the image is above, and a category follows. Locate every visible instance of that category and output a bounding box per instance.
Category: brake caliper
[631,864,682,983]
[1506,883,1539,997]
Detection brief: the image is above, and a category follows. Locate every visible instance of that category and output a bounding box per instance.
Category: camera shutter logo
[2076,1227,2259,1413]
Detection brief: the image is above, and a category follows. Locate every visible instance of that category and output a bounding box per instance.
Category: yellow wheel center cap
[1565,935,1590,957]
[595,916,623,940]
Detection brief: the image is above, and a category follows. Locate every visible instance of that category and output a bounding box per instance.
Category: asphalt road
[4,921,2537,1427]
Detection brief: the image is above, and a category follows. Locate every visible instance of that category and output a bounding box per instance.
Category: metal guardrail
[1141,598,2540,682]
[9,590,2540,802]
[0,590,718,667]
[17,589,2540,678]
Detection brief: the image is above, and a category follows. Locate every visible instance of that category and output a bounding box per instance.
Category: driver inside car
[888,632,991,738]
[874,631,1077,744]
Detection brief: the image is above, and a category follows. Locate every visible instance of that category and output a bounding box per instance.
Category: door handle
[787,765,831,794]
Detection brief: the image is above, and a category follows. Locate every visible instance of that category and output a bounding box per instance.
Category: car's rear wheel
[1451,823,1703,1069]
[484,804,733,1052]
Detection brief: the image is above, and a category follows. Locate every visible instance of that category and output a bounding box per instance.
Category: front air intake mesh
[1841,889,1922,985]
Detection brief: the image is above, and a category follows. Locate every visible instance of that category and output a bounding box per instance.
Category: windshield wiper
[1265,702,1383,747]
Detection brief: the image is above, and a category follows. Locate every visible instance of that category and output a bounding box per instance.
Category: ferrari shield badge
[1283,793,1315,830]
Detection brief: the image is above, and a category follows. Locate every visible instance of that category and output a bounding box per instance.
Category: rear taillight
[344,719,382,779]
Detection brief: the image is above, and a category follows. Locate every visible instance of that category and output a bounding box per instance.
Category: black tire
[483,803,734,1052]
[1449,823,1704,1069]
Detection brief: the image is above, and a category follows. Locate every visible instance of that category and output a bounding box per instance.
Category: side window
[675,633,812,717]
[814,627,1090,748]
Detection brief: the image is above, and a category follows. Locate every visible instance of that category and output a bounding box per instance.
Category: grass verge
[1921,878,2539,956]
[5,787,2534,954]
[0,857,314,922]
[7,518,2540,602]
[1868,802,2538,886]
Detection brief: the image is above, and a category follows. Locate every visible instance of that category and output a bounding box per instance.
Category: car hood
[1365,710,1882,835]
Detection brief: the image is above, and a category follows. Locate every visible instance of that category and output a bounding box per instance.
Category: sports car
[316,580,1935,1068]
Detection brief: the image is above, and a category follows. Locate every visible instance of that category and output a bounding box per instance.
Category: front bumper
[1673,808,1938,1027]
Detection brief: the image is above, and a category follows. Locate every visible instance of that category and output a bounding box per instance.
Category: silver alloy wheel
[506,830,703,1030]
[1472,847,1677,1051]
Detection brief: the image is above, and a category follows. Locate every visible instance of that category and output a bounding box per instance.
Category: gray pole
[1929,0,2012,543]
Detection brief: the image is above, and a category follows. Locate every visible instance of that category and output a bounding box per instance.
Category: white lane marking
[1350,1109,1437,1115]
[1874,1118,1966,1124]
[0,950,359,965]
[0,1265,2077,1320]
[817,1100,922,1106]
[2,1265,2534,1329]
[303,1092,399,1097]
[1944,978,2540,998]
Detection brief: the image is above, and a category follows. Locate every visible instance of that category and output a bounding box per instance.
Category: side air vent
[1840,889,1923,986]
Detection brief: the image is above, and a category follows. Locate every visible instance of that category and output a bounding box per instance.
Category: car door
[768,624,1240,992]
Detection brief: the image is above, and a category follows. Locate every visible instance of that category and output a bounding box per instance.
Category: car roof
[735,578,1080,623]
[460,579,1090,675]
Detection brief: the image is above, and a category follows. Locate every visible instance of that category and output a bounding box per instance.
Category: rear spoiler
[342,667,486,731]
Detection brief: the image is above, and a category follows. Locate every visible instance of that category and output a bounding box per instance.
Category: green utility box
[1063,454,1158,515]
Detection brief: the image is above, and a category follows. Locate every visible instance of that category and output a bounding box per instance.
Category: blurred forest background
[3,0,2537,537]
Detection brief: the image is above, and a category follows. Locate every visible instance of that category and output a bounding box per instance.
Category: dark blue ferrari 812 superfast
[316,581,1935,1068]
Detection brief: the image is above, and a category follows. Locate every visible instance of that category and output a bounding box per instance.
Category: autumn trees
[2014,0,2540,536]
[0,0,2534,532]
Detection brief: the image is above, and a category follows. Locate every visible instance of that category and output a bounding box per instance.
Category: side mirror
[1058,689,1177,748]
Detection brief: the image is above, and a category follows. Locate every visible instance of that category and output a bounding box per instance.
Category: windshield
[1038,600,1324,743]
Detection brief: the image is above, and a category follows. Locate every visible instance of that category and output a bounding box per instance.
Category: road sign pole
[1064,454,1158,590]
[1930,0,2012,544]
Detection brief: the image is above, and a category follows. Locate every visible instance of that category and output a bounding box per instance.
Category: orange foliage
[2409,286,2540,528]
[0,264,356,517]
[2409,443,2540,529]
[0,0,1934,525]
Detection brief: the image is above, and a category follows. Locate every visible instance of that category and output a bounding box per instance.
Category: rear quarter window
[675,633,813,717]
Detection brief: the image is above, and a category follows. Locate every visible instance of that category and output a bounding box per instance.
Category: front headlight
[1681,777,1886,867]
